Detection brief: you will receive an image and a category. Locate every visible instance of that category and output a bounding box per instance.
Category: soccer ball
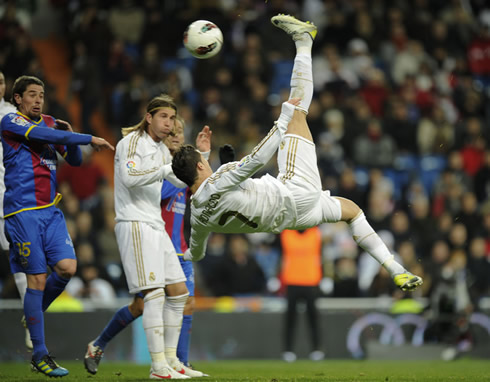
[183,20,223,59]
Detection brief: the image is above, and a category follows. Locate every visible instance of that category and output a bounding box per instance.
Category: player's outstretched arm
[91,136,114,151]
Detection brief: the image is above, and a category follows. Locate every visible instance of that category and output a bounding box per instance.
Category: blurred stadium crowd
[0,0,489,315]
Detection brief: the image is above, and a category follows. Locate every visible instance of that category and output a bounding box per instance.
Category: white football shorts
[277,134,342,228]
[115,221,186,294]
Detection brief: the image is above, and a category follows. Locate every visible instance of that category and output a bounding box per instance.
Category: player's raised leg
[271,14,316,141]
[272,14,422,292]
[337,197,423,291]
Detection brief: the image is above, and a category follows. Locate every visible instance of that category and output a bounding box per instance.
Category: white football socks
[163,293,189,363]
[294,32,313,54]
[13,272,28,303]
[349,212,405,276]
[289,52,313,114]
[143,288,166,371]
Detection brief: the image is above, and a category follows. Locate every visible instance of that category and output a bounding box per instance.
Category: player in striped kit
[0,70,32,351]
[172,14,423,294]
[1,75,113,377]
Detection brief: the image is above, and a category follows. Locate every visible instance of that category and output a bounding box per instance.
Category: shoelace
[40,354,60,370]
[91,346,104,360]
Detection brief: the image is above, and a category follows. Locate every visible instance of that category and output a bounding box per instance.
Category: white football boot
[169,358,209,377]
[150,365,190,379]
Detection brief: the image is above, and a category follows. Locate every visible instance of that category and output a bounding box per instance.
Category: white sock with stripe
[14,272,28,303]
[289,53,313,114]
[143,288,167,371]
[349,212,405,276]
[163,293,189,364]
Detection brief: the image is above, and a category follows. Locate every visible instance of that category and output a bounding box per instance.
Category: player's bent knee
[285,113,313,142]
[27,273,47,290]
[129,296,145,317]
[335,197,362,222]
[165,281,188,296]
[54,258,77,279]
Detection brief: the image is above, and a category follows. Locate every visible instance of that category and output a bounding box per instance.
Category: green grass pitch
[1,359,489,381]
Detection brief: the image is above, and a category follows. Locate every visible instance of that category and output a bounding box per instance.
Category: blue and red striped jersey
[161,181,188,255]
[1,112,92,217]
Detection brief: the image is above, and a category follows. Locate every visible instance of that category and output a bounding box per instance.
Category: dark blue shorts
[6,207,76,274]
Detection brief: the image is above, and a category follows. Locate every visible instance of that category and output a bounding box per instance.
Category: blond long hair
[121,94,177,137]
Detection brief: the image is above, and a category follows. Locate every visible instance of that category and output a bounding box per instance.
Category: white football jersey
[188,117,298,261]
[114,130,186,230]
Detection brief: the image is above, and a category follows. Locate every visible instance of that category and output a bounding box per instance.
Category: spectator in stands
[410,195,438,255]
[210,234,266,296]
[446,150,474,192]
[480,201,490,254]
[397,240,419,271]
[467,11,490,83]
[344,38,374,81]
[435,211,454,241]
[352,9,380,50]
[58,147,107,211]
[359,68,390,117]
[447,223,469,252]
[457,192,481,240]
[474,149,490,203]
[320,9,354,51]
[425,239,451,290]
[65,263,116,304]
[198,233,227,295]
[104,38,134,89]
[353,118,397,168]
[460,135,486,178]
[363,170,394,231]
[417,104,454,155]
[432,169,465,217]
[107,0,144,45]
[337,167,364,209]
[467,237,490,302]
[333,256,360,297]
[389,210,412,248]
[384,97,418,154]
[68,40,101,134]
